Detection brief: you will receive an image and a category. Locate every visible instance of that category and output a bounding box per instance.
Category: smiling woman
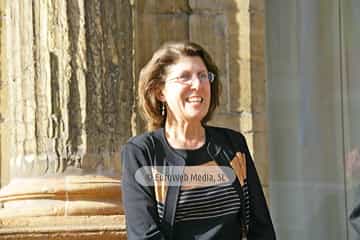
[159,55,212,145]
[138,42,221,132]
[121,41,276,240]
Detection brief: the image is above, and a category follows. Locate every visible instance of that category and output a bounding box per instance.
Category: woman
[121,41,276,240]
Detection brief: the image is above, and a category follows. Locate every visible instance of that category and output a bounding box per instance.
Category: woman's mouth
[186,96,203,103]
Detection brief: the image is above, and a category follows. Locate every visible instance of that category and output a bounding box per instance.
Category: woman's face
[159,56,211,125]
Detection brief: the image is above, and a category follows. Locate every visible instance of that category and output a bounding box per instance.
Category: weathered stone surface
[0,1,132,238]
[82,0,133,174]
[0,176,122,217]
[0,0,9,187]
[0,215,126,240]
[1,0,133,179]
[209,111,254,133]
[250,0,266,114]
[133,0,190,134]
[136,0,189,13]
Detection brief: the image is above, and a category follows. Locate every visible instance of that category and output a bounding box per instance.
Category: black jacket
[121,126,276,240]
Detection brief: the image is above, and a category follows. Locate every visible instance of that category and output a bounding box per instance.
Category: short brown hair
[138,41,221,131]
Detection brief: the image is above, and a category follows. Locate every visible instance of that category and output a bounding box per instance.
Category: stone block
[209,112,241,133]
[0,176,122,217]
[250,0,265,12]
[0,215,126,240]
[252,111,267,132]
[250,68,266,113]
[23,139,37,155]
[209,111,257,134]
[190,13,228,109]
[136,0,189,14]
[189,0,245,12]
[240,111,253,132]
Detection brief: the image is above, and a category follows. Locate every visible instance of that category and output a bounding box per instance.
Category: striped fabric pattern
[157,202,164,219]
[242,179,250,227]
[156,181,250,225]
[175,183,241,222]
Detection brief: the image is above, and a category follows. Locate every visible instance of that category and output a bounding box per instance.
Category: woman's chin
[184,112,206,123]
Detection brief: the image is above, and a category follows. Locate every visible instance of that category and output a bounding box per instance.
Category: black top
[172,141,243,240]
[121,125,276,240]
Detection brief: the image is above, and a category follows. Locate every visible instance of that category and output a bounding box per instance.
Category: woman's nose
[190,75,203,88]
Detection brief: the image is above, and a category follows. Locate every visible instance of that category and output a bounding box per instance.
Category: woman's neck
[164,120,206,150]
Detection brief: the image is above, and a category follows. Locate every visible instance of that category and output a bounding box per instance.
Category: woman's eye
[199,72,208,81]
[179,73,191,82]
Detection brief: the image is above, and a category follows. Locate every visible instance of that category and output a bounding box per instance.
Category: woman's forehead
[167,56,207,73]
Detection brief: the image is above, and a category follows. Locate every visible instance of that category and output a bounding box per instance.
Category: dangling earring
[161,103,166,116]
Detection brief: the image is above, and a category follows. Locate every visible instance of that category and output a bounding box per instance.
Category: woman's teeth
[187,97,203,103]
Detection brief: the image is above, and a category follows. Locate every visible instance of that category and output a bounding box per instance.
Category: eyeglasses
[166,72,215,85]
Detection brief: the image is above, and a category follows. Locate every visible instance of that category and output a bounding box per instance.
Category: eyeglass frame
[165,71,215,85]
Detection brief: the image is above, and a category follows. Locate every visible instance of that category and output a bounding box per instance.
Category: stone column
[0,0,132,239]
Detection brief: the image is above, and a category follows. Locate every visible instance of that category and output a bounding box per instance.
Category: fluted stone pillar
[0,0,132,239]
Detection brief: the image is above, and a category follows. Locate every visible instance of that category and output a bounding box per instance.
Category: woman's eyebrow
[177,70,191,75]
[175,69,207,75]
[196,70,207,75]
